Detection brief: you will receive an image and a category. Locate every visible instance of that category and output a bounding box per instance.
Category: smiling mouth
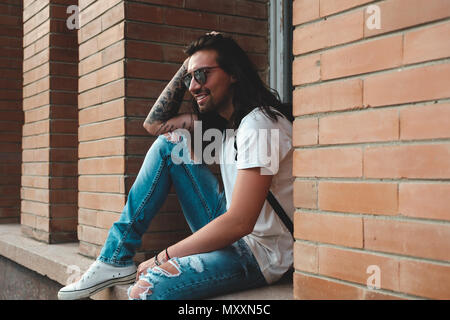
[195,94,209,104]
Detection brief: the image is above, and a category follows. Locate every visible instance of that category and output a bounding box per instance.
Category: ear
[230,74,237,84]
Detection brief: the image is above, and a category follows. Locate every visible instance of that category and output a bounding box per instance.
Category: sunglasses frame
[182,66,220,89]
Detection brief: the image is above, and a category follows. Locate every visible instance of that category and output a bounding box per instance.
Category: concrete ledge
[0,224,293,300]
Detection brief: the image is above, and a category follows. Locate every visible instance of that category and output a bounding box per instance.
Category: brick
[363,63,450,108]
[125,137,155,156]
[126,79,164,99]
[78,88,102,109]
[125,22,185,45]
[404,21,450,65]
[319,109,399,144]
[49,190,77,204]
[78,157,125,175]
[22,120,49,137]
[319,182,398,215]
[218,15,267,37]
[293,10,363,55]
[141,230,188,251]
[364,144,450,179]
[23,77,49,98]
[78,192,126,213]
[364,218,450,261]
[21,187,49,203]
[294,211,363,248]
[78,175,125,193]
[23,19,49,48]
[22,149,49,163]
[48,177,77,190]
[293,0,320,25]
[292,118,319,147]
[293,241,318,273]
[78,118,125,142]
[79,16,102,44]
[101,2,125,30]
[125,119,148,136]
[126,40,163,61]
[79,138,125,158]
[79,51,102,76]
[126,2,164,24]
[147,212,189,232]
[185,0,233,16]
[399,183,450,221]
[292,54,321,85]
[78,207,100,227]
[293,147,362,178]
[126,60,178,81]
[79,61,124,93]
[320,0,373,16]
[21,212,36,229]
[23,63,49,86]
[77,224,109,246]
[294,273,361,300]
[321,35,403,80]
[293,180,317,209]
[79,0,122,27]
[235,0,267,19]
[319,246,400,291]
[293,79,363,116]
[50,162,77,177]
[22,134,50,149]
[400,103,450,140]
[399,259,450,300]
[79,100,124,125]
[101,79,125,103]
[364,0,450,38]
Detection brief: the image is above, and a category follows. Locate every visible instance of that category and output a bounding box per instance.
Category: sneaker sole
[58,272,136,300]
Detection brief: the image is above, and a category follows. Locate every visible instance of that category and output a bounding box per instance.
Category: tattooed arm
[143,58,198,136]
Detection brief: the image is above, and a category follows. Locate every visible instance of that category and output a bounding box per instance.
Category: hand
[136,257,155,282]
[135,251,169,281]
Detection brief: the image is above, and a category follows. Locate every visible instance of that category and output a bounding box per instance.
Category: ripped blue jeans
[97,134,267,299]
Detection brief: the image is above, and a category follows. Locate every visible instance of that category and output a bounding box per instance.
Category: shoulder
[239,107,292,131]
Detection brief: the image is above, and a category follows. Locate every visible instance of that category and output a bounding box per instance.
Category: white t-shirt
[219,107,294,284]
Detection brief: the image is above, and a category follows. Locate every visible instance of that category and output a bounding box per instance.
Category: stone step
[0,224,293,300]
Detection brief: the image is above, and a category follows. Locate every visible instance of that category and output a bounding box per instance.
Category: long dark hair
[185,33,293,132]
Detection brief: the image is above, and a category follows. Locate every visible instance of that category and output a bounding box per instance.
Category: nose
[188,76,201,93]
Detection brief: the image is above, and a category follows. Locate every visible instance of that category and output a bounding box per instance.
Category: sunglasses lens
[183,74,192,88]
[194,69,206,85]
[183,68,210,88]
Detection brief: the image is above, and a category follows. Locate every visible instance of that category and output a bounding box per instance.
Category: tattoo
[144,64,187,131]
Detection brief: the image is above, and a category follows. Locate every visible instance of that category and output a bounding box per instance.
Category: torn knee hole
[129,279,152,299]
[157,260,181,276]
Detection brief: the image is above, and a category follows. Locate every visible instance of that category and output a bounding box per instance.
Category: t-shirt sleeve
[235,110,292,175]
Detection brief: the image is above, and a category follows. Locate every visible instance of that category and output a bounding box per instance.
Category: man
[58,32,294,300]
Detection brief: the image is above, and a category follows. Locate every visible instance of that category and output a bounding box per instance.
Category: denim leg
[128,239,267,300]
[98,134,226,266]
[99,134,267,298]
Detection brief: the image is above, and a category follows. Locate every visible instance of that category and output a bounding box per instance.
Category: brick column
[77,0,268,262]
[21,0,78,243]
[0,0,23,224]
[292,0,450,300]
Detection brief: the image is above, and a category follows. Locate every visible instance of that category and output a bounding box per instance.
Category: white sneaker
[58,260,137,300]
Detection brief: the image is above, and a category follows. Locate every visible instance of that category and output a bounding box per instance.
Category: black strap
[267,191,294,236]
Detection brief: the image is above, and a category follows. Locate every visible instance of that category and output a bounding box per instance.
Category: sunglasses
[182,66,220,89]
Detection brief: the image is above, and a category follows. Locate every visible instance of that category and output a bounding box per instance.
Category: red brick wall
[292,0,450,299]
[0,0,23,224]
[21,0,78,243]
[77,0,269,262]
